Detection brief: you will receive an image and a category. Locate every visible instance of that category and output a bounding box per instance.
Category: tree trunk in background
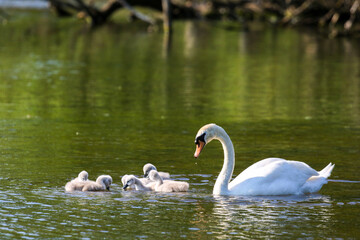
[162,0,172,34]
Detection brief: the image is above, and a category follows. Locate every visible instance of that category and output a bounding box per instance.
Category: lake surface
[1,11,360,239]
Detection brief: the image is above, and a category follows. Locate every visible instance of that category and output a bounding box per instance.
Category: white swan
[65,175,112,192]
[148,170,189,192]
[143,163,170,179]
[194,124,335,196]
[122,175,154,191]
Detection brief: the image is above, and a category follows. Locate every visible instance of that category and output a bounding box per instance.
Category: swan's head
[194,123,221,158]
[96,175,112,190]
[143,163,157,178]
[78,170,88,181]
[148,170,162,182]
[123,175,136,190]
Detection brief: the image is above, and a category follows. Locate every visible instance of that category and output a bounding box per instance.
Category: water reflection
[1,20,359,125]
[211,195,334,238]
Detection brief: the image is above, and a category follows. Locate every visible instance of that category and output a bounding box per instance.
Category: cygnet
[143,163,170,179]
[148,170,189,192]
[122,175,154,191]
[65,174,112,192]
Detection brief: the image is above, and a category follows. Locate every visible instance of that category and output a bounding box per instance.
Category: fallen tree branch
[281,0,315,24]
[117,0,155,25]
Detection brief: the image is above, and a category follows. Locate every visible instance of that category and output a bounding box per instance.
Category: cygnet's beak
[194,140,205,158]
[106,186,110,191]
[123,184,129,190]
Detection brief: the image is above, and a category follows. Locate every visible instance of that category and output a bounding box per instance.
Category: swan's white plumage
[194,124,335,196]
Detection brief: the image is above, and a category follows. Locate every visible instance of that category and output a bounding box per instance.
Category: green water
[1,11,360,239]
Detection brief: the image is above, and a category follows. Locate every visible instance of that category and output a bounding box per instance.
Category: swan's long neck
[213,128,235,195]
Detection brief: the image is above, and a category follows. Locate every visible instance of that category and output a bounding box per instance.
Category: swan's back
[229,158,333,195]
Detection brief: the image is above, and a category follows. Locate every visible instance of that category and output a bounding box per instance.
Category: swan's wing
[229,158,319,195]
[229,158,285,184]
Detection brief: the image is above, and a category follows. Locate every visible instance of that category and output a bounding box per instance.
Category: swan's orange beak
[194,140,205,158]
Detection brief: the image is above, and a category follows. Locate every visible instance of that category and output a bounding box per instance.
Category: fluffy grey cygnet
[121,174,152,190]
[64,170,89,191]
[122,175,154,191]
[65,174,112,192]
[148,170,189,192]
[143,163,170,179]
[75,170,88,182]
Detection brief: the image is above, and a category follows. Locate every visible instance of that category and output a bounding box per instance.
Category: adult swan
[194,124,335,196]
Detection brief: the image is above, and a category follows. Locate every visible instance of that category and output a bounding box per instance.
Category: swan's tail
[300,163,334,194]
[318,162,335,178]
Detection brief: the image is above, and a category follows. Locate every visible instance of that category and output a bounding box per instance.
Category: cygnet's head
[143,163,157,178]
[121,174,130,186]
[194,123,224,158]
[78,170,88,181]
[122,175,136,190]
[96,175,112,190]
[148,170,162,182]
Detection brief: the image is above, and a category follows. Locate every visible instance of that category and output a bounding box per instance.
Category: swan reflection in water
[210,194,334,238]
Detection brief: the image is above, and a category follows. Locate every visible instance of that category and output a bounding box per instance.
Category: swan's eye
[195,133,206,145]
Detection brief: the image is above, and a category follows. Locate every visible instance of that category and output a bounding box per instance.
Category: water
[0,0,48,9]
[1,11,360,239]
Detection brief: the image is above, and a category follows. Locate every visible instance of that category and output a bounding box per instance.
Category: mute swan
[65,175,112,192]
[122,175,154,191]
[194,123,335,196]
[148,170,189,192]
[143,163,170,179]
